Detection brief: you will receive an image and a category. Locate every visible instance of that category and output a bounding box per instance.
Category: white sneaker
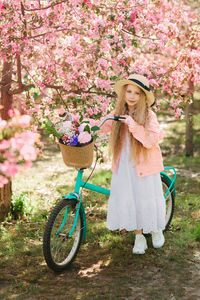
[133,234,148,254]
[151,229,165,248]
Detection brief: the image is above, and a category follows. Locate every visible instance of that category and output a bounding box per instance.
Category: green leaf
[110,76,118,81]
[42,118,61,138]
[40,124,46,129]
[132,39,138,47]
[33,92,38,99]
[79,115,83,122]
[46,119,53,127]
[91,126,100,132]
[84,125,91,133]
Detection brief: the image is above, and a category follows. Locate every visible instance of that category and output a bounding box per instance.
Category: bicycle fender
[160,172,176,198]
[80,202,87,240]
[62,193,87,240]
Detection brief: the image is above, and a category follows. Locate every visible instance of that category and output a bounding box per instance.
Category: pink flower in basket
[78,132,92,144]
[78,123,91,133]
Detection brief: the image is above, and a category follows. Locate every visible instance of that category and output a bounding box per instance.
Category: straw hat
[113,74,155,106]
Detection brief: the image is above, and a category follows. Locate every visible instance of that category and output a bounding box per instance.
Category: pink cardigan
[96,109,164,178]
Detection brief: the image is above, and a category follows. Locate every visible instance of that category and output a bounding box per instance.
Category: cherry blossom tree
[0,0,199,219]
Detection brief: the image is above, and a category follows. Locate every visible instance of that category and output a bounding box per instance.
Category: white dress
[107,132,166,234]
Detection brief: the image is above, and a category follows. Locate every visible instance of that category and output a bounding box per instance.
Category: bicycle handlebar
[59,112,125,128]
[97,116,125,128]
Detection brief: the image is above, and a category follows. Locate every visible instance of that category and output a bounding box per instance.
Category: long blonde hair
[108,84,150,164]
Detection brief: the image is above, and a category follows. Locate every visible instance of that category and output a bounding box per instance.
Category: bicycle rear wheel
[43,199,83,272]
[161,176,175,231]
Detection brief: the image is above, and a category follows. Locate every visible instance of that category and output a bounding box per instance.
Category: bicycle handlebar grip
[114,116,126,121]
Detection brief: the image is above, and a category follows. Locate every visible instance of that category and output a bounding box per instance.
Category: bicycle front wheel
[43,199,83,272]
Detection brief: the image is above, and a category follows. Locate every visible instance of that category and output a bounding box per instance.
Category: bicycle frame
[61,166,176,240]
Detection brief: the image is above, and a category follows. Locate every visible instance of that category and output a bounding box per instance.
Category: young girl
[99,73,166,254]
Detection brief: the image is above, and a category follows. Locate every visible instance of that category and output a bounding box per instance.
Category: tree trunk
[0,181,12,222]
[185,74,194,157]
[0,61,13,222]
[185,100,194,156]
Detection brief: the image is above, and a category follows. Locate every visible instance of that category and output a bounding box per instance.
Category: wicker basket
[59,139,94,168]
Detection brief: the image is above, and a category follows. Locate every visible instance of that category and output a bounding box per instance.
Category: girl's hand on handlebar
[120,115,130,124]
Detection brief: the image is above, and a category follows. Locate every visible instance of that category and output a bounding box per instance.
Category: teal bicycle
[43,114,176,272]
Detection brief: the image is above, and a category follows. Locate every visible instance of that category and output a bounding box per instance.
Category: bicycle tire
[43,198,83,272]
[161,175,175,231]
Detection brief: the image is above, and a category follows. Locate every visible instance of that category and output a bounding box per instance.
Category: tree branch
[42,82,114,97]
[22,1,145,12]
[42,83,63,89]
[9,84,35,95]
[56,89,68,109]
[23,0,68,11]
[14,27,71,40]
[122,29,160,40]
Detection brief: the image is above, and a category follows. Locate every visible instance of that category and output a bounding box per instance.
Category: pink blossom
[72,113,80,122]
[8,109,16,118]
[0,119,7,131]
[175,108,183,119]
[0,176,9,188]
[22,160,33,170]
[78,123,91,132]
[3,150,17,163]
[56,107,66,115]
[103,156,108,162]
[130,10,137,23]
[0,162,19,177]
[18,115,31,128]
[86,108,94,117]
[20,132,38,146]
[20,145,37,161]
[10,135,24,150]
[0,0,199,135]
[78,132,92,144]
[11,131,37,150]
[93,105,99,115]
[0,139,10,150]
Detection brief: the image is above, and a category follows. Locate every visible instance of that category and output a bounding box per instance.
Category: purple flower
[69,135,78,146]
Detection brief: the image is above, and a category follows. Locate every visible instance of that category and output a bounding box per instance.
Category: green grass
[1,160,200,299]
[164,156,200,171]
[194,222,200,240]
